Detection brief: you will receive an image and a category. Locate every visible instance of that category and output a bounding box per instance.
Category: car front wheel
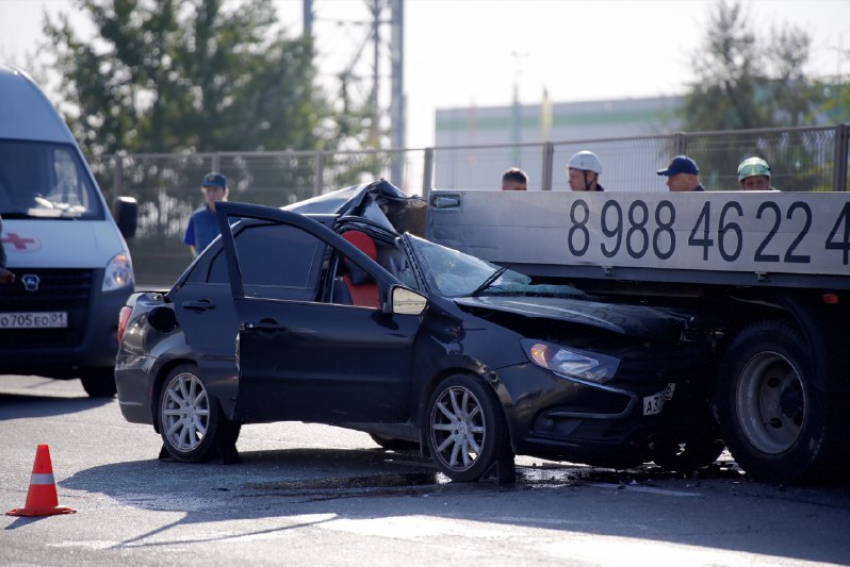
[650,401,724,473]
[425,373,513,483]
[158,364,240,463]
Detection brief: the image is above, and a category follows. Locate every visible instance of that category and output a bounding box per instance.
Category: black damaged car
[115,182,722,482]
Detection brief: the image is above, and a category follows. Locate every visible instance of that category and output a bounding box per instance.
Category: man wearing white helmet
[737,157,779,191]
[567,150,605,191]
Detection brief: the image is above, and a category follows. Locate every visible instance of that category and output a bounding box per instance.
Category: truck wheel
[79,367,117,398]
[158,364,240,463]
[717,321,840,484]
[426,373,514,483]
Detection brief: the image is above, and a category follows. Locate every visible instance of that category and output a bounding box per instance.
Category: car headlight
[521,339,619,384]
[103,253,134,292]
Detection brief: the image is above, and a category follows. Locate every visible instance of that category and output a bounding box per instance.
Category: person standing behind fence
[657,155,705,192]
[183,172,228,258]
[737,157,779,191]
[0,215,15,284]
[501,167,528,191]
[567,151,605,191]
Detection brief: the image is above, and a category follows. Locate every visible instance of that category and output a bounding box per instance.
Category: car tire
[717,320,848,484]
[79,367,117,398]
[158,364,240,463]
[425,373,513,483]
[369,434,419,452]
[649,404,725,473]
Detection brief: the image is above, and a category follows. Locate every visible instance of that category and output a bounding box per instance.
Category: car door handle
[245,319,284,332]
[182,300,215,312]
[431,196,461,209]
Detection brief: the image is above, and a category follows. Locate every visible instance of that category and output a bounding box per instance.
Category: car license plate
[643,386,672,416]
[0,311,68,329]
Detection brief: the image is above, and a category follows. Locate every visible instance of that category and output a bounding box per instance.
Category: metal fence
[89,124,849,286]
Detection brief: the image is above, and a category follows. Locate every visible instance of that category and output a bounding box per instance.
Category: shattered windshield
[0,140,104,219]
[407,234,584,299]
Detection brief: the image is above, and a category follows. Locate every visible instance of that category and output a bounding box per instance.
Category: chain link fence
[89,124,849,286]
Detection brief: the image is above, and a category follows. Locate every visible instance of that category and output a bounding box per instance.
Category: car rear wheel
[158,364,240,463]
[426,373,513,483]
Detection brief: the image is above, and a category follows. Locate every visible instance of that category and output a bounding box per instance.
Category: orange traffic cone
[6,444,76,517]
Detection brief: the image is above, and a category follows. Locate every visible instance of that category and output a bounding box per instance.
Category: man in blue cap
[183,172,228,257]
[657,155,705,192]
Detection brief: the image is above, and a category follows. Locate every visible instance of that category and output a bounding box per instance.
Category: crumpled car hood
[455,295,690,342]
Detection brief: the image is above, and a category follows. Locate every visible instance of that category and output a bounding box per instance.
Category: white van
[0,64,137,396]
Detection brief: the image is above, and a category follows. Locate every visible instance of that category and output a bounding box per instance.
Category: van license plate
[0,312,68,329]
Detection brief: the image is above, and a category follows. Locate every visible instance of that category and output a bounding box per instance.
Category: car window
[407,234,510,297]
[207,222,325,297]
[406,234,583,299]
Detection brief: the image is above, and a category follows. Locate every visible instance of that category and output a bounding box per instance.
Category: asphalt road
[2,375,850,567]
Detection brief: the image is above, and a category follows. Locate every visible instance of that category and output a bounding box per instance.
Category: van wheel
[79,367,117,398]
[426,373,514,483]
[158,364,240,463]
[717,321,846,484]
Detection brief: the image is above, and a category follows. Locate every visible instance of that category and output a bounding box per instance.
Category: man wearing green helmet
[737,157,779,191]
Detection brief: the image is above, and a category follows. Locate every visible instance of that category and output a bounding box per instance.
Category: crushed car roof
[283,179,427,236]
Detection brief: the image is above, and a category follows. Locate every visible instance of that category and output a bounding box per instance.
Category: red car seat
[341,231,380,308]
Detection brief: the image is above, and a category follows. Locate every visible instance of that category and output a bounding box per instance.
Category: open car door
[216,202,421,425]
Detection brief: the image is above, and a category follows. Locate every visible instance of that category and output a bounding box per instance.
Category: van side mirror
[113,196,138,239]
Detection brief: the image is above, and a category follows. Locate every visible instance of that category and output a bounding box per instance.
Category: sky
[1,0,848,149]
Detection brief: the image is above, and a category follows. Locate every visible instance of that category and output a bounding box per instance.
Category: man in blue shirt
[183,172,228,257]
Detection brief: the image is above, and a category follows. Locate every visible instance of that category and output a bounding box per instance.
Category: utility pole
[511,51,528,167]
[303,0,313,37]
[305,1,404,155]
[390,0,405,182]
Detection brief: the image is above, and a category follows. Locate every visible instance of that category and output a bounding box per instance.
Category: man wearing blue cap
[657,155,705,192]
[183,172,229,257]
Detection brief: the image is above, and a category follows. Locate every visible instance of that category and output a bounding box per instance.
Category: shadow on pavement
[0,392,112,420]
[41,445,850,566]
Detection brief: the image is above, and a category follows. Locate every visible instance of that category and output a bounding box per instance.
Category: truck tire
[717,320,845,484]
[79,367,118,398]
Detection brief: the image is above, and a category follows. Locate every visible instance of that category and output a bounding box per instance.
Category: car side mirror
[391,286,427,316]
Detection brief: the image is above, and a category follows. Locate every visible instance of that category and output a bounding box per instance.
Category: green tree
[40,0,336,156]
[678,0,824,132]
[676,0,830,191]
